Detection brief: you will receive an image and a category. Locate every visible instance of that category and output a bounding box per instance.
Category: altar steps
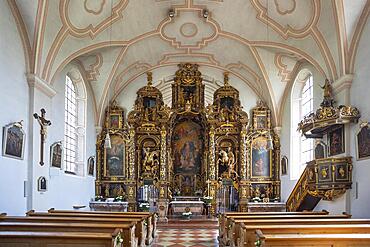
[157,216,218,229]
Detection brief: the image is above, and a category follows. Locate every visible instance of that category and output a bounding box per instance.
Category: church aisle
[152,228,218,247]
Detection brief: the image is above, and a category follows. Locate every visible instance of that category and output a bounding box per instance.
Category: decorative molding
[250,0,319,39]
[27,73,57,98]
[60,0,128,39]
[77,53,103,81]
[159,8,219,49]
[332,74,353,95]
[84,0,106,15]
[274,0,296,15]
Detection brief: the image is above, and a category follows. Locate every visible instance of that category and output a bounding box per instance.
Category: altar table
[89,201,128,212]
[169,197,204,215]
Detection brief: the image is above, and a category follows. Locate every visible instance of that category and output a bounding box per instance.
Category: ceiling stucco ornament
[274,53,301,83]
[251,0,319,39]
[60,0,128,38]
[159,9,219,49]
[77,53,103,81]
[84,0,106,15]
[274,0,296,15]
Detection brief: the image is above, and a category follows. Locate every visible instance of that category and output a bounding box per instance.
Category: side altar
[94,63,281,219]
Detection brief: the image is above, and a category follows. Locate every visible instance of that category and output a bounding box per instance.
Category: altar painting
[251,137,271,178]
[105,134,124,176]
[172,121,203,175]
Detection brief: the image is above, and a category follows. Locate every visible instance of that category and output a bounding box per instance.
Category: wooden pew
[0,229,132,247]
[218,211,328,241]
[0,215,145,247]
[26,210,153,246]
[221,213,352,246]
[239,224,370,247]
[255,230,370,247]
[46,208,157,241]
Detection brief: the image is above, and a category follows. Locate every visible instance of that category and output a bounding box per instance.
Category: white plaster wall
[279,63,325,203]
[0,2,29,215]
[348,17,370,218]
[31,68,95,211]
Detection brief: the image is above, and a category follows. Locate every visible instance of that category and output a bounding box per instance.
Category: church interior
[1,0,370,246]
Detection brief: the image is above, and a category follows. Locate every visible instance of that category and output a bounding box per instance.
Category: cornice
[26,73,56,98]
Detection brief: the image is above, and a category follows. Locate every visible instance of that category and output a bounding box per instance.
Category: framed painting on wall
[104,134,125,177]
[2,121,25,160]
[328,125,345,156]
[87,156,95,176]
[281,156,288,176]
[251,136,272,178]
[37,176,47,192]
[50,141,62,168]
[356,122,370,160]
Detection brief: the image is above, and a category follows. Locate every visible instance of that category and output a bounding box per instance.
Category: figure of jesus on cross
[33,108,51,166]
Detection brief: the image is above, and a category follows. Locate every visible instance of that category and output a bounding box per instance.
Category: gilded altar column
[157,126,169,222]
[239,125,249,212]
[208,126,217,215]
[127,127,136,211]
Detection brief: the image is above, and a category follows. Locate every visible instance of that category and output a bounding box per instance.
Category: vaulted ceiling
[9,0,370,126]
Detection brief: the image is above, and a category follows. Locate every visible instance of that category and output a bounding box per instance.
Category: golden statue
[104,184,110,197]
[321,79,332,99]
[143,147,159,174]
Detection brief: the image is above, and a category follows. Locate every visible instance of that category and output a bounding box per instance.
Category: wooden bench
[26,210,153,246]
[0,215,145,247]
[218,211,328,241]
[220,213,352,246]
[255,231,370,247]
[0,229,132,247]
[239,224,370,247]
[45,208,157,241]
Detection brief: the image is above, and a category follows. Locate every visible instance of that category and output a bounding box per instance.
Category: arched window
[300,75,314,164]
[64,75,78,173]
[291,72,314,179]
[64,73,87,175]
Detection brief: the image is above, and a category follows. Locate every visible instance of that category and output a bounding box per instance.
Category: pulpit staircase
[286,157,353,212]
[286,166,321,211]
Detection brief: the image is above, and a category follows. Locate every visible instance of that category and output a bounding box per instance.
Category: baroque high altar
[95,63,281,217]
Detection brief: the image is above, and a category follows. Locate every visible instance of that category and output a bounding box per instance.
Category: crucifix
[33,108,51,166]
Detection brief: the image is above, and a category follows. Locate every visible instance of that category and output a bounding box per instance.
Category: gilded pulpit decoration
[33,108,51,166]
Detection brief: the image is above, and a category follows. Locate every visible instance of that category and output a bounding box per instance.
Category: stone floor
[152,216,219,247]
[152,228,218,247]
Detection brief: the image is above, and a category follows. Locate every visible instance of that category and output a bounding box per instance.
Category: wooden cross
[33,108,51,166]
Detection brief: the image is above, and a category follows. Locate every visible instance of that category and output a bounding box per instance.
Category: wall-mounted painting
[2,121,25,160]
[314,140,327,159]
[281,156,288,176]
[356,122,370,160]
[104,134,125,177]
[87,156,95,176]
[328,125,345,156]
[172,120,203,175]
[37,176,47,192]
[50,141,62,168]
[251,136,272,178]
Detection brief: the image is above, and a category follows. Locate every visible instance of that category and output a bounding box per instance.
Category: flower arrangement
[114,195,127,202]
[94,195,106,202]
[182,211,192,219]
[202,196,213,204]
[138,201,150,212]
[114,232,124,246]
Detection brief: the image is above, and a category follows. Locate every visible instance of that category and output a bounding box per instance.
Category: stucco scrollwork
[60,0,129,38]
[160,9,218,49]
[251,0,319,39]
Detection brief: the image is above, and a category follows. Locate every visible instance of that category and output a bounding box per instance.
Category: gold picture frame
[251,136,273,178]
[356,121,370,160]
